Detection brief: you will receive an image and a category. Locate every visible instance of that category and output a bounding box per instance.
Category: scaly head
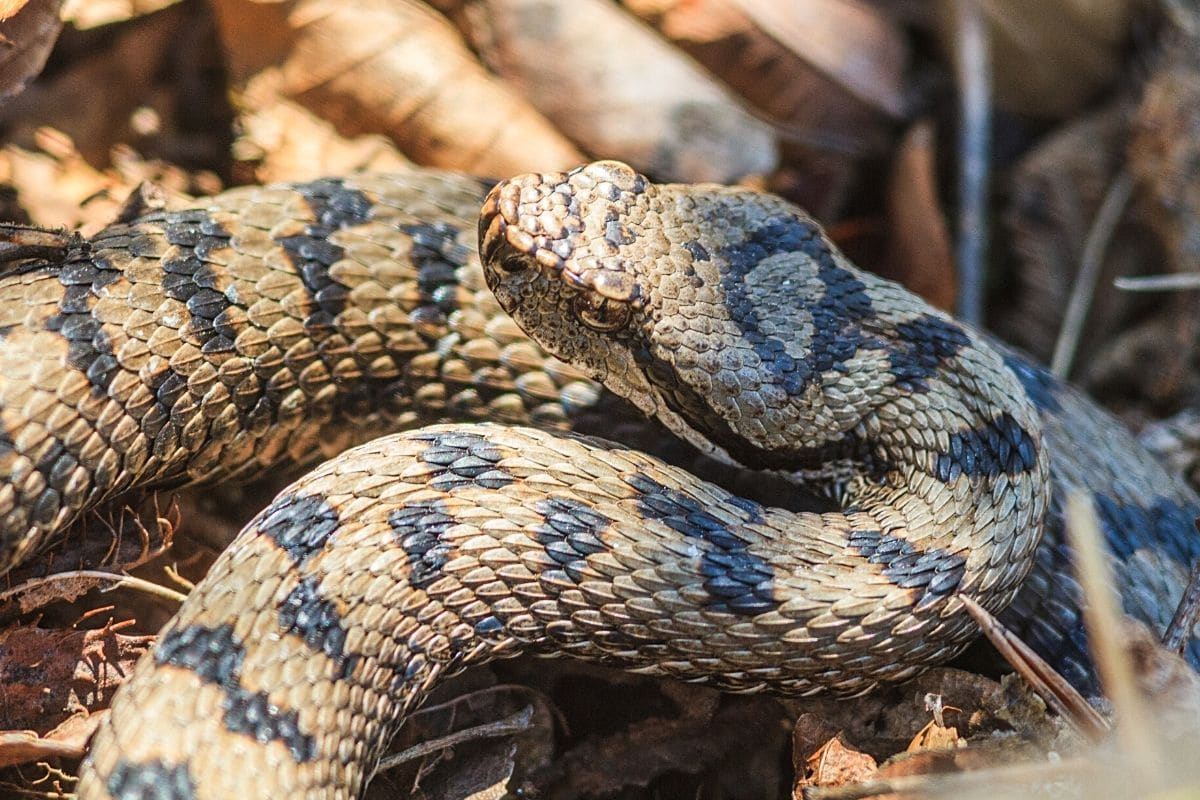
[478,161,1005,474]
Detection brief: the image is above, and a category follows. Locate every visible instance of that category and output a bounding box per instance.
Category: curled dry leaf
[460,0,777,183]
[0,2,228,170]
[795,736,878,794]
[0,724,93,769]
[233,97,413,183]
[1123,33,1200,404]
[377,677,554,800]
[1131,36,1200,264]
[906,720,962,753]
[211,0,583,176]
[999,107,1148,364]
[0,496,177,621]
[934,0,1136,119]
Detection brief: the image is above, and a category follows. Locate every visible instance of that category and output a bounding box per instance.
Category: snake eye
[498,254,529,274]
[572,291,631,332]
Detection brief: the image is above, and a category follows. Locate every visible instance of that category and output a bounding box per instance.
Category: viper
[0,162,1191,799]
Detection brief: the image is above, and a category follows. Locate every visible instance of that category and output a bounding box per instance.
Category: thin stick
[1064,492,1160,777]
[0,570,187,606]
[960,596,1108,740]
[953,0,991,326]
[375,706,534,772]
[1050,171,1134,377]
[1114,272,1200,292]
[1163,555,1200,655]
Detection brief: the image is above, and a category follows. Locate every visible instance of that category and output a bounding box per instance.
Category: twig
[375,706,534,772]
[953,0,991,326]
[1064,492,1160,777]
[1163,552,1200,655]
[1114,272,1200,292]
[960,596,1109,741]
[0,570,187,606]
[1050,171,1134,378]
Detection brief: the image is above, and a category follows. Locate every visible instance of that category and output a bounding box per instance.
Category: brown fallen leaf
[0,1,30,20]
[727,0,907,117]
[0,623,152,739]
[795,736,878,795]
[905,720,961,753]
[458,0,777,183]
[0,725,89,768]
[0,2,229,169]
[369,668,555,800]
[0,0,61,100]
[211,0,583,176]
[623,0,899,213]
[883,120,955,312]
[999,106,1148,364]
[0,133,209,236]
[1124,30,1200,406]
[232,97,414,183]
[0,496,177,619]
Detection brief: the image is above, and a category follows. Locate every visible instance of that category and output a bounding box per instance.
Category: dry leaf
[0,135,205,234]
[624,0,898,212]
[0,0,62,100]
[462,0,777,183]
[0,3,225,169]
[1122,32,1200,404]
[61,0,179,29]
[233,97,413,182]
[883,120,955,312]
[0,625,152,740]
[212,0,583,176]
[0,726,90,768]
[999,106,1144,363]
[797,736,878,793]
[0,1,31,20]
[728,0,907,116]
[906,720,962,753]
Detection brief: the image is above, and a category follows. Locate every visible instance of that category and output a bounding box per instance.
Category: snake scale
[0,161,1193,798]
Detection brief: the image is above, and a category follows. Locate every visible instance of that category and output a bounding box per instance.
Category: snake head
[479,159,644,321]
[479,161,660,407]
[479,160,880,468]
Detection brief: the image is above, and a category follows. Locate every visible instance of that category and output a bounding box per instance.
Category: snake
[0,161,1192,798]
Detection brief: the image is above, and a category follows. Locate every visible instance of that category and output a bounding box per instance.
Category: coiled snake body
[0,162,1192,798]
